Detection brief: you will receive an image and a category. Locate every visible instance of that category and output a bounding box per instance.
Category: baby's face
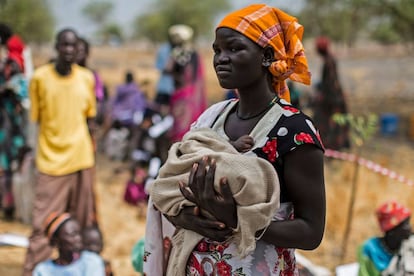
[83,230,103,254]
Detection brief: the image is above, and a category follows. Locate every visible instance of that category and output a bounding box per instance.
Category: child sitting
[82,226,114,276]
[33,212,105,276]
[123,165,149,219]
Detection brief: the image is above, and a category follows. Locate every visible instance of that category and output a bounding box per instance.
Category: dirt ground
[1,43,414,275]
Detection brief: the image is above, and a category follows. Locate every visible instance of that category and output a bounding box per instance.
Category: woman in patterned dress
[0,24,27,219]
[144,4,326,275]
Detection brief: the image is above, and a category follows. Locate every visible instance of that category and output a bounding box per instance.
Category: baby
[150,127,280,275]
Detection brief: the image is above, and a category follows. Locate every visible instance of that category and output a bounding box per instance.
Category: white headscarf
[168,24,194,44]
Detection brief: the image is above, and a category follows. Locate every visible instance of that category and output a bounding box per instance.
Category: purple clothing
[93,72,104,101]
[111,83,146,125]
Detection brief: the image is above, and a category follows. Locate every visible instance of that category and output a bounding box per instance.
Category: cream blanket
[149,128,280,276]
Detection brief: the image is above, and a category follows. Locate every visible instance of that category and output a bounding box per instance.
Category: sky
[49,0,304,38]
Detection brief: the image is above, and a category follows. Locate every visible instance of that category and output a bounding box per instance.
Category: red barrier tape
[324,149,414,187]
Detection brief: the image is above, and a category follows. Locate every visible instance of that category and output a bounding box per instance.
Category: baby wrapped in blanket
[149,127,280,275]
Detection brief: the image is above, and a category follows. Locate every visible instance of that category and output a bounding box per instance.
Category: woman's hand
[166,206,233,242]
[179,156,238,229]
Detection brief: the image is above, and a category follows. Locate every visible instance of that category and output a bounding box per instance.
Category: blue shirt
[33,251,105,276]
[359,237,393,274]
[155,43,174,95]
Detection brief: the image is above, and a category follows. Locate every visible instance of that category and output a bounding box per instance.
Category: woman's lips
[215,66,231,77]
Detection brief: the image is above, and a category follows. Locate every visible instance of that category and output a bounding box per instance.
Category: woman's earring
[263,59,272,67]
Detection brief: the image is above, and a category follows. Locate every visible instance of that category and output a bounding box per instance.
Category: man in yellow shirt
[23,28,98,276]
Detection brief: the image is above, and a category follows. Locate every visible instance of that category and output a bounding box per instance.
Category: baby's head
[82,226,104,254]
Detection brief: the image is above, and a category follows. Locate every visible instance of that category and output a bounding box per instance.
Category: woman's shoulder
[274,100,319,133]
[275,99,312,120]
[265,100,324,153]
[190,99,236,130]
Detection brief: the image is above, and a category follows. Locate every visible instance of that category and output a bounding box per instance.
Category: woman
[167,24,207,142]
[312,36,350,150]
[76,37,105,103]
[358,201,413,276]
[33,212,105,275]
[0,24,27,220]
[76,37,108,127]
[144,4,326,275]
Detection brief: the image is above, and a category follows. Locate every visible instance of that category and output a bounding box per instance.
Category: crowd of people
[24,28,99,276]
[0,3,412,276]
[1,19,208,275]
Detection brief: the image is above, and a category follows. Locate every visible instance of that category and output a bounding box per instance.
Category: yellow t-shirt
[30,63,96,175]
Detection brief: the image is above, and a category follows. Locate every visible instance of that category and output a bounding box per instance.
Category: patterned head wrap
[315,36,330,52]
[376,201,411,232]
[217,4,311,102]
[43,212,72,240]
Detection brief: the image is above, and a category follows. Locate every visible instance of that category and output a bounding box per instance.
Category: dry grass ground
[1,43,414,275]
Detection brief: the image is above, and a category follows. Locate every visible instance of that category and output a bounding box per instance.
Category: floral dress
[0,71,27,217]
[143,98,324,276]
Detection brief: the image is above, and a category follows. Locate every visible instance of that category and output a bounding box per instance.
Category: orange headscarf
[217,4,311,102]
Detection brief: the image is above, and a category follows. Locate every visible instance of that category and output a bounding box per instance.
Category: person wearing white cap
[164,24,207,143]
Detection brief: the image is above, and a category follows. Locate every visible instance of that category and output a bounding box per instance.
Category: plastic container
[380,113,399,136]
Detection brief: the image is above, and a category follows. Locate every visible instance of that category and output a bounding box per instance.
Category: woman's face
[213,27,266,90]
[56,219,83,253]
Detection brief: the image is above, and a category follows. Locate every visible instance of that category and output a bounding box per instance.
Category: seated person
[83,226,113,276]
[33,212,105,276]
[358,200,412,276]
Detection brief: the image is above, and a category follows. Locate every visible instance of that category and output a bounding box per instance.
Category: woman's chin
[217,80,234,90]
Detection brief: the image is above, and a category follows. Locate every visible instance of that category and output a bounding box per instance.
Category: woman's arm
[260,144,326,250]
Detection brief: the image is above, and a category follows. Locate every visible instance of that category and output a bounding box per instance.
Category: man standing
[23,28,98,275]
